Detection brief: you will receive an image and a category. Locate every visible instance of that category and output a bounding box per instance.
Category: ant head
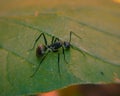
[36,44,46,57]
[64,41,70,49]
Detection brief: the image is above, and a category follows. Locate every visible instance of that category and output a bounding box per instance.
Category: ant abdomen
[36,44,46,57]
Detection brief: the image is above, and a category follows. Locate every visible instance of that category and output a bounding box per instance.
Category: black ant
[30,31,82,77]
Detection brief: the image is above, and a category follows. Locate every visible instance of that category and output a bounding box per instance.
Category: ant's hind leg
[29,33,48,51]
[30,51,50,77]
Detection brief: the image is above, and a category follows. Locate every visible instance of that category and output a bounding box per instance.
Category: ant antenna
[69,31,86,57]
[69,31,82,43]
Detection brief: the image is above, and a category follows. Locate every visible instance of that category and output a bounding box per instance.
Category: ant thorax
[47,41,63,52]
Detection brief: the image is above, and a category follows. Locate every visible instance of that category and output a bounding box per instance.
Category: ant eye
[64,42,70,49]
[36,45,46,57]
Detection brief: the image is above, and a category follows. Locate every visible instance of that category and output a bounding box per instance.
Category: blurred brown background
[39,84,120,96]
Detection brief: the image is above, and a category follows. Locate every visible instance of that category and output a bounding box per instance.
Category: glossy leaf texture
[0,0,120,96]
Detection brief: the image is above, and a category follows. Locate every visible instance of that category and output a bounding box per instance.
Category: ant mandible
[30,31,81,77]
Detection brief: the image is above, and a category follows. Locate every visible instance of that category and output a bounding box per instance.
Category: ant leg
[51,36,55,44]
[54,37,59,42]
[62,46,68,64]
[69,31,82,43]
[58,53,61,77]
[50,36,60,45]
[30,51,50,77]
[29,33,47,51]
[51,36,59,44]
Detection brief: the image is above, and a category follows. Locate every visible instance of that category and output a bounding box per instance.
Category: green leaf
[0,0,120,96]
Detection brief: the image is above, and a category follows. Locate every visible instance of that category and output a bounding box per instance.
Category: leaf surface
[0,0,120,96]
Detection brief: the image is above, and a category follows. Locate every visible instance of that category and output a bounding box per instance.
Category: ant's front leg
[29,33,48,51]
[62,46,68,64]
